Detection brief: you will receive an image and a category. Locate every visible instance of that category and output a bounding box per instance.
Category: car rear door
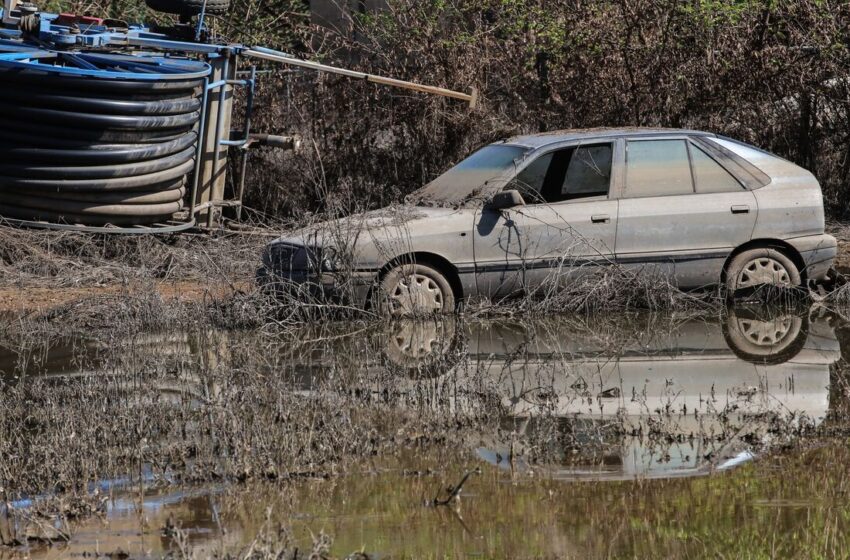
[614,137,758,288]
[473,141,621,298]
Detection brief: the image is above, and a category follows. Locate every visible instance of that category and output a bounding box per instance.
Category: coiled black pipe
[0,62,208,227]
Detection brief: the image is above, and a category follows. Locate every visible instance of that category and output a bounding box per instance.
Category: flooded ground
[1,304,849,558]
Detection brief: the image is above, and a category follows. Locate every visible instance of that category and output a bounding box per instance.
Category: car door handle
[591,214,610,224]
[731,205,750,214]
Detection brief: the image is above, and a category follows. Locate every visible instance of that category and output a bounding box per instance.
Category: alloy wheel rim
[735,316,793,346]
[389,273,444,315]
[737,257,791,289]
[388,321,444,362]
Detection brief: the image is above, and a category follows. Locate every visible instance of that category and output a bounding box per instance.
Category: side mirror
[487,189,525,210]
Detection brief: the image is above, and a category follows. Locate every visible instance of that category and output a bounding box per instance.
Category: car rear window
[700,137,773,189]
[625,140,693,197]
[690,144,743,193]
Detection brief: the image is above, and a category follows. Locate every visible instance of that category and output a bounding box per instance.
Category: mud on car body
[260,128,838,315]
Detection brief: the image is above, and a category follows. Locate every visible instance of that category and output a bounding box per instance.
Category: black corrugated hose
[0,71,205,226]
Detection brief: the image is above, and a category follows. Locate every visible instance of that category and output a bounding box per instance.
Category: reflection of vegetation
[0,308,842,554]
[208,441,850,559]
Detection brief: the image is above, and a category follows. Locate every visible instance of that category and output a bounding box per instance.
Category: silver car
[261,128,837,315]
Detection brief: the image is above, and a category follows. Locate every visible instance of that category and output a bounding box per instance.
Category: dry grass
[0,227,271,289]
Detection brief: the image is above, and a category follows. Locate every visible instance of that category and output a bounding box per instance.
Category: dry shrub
[238,0,850,219]
[33,2,850,219]
[471,263,720,316]
[0,227,269,288]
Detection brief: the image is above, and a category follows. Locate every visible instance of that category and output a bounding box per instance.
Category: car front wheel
[725,247,801,296]
[376,263,455,317]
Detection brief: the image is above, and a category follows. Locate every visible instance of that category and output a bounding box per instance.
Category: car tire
[376,263,455,317]
[145,0,231,16]
[725,247,801,297]
[723,305,808,365]
[380,318,462,378]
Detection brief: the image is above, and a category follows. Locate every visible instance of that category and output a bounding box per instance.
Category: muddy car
[261,128,837,315]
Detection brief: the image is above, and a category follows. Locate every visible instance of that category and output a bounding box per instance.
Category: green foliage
[36,0,309,47]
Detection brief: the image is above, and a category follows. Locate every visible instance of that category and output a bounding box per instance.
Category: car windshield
[409,144,529,206]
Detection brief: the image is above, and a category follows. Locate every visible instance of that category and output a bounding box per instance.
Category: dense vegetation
[43,1,850,220]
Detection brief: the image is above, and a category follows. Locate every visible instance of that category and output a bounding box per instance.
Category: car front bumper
[256,266,375,308]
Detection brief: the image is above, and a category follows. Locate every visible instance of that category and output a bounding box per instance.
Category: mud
[1,302,849,558]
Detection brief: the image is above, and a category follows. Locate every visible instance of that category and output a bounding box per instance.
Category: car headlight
[264,243,339,273]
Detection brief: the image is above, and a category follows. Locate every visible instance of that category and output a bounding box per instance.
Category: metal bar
[217,69,256,147]
[194,0,208,42]
[235,65,256,221]
[242,46,477,106]
[188,75,210,221]
[235,149,249,221]
[192,200,243,213]
[207,53,230,228]
[206,78,249,89]
[123,35,222,54]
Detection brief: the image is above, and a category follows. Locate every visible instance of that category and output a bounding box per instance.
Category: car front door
[615,137,758,288]
[472,141,621,298]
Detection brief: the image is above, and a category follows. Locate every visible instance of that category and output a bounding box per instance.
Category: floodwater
[2,305,850,558]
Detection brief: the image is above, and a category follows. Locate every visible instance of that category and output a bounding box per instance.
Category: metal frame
[207,65,257,223]
[1,0,18,25]
[0,10,475,234]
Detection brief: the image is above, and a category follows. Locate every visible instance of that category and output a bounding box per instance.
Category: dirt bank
[0,280,251,314]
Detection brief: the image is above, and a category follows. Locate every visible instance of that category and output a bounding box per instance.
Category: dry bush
[239,0,850,219]
[0,227,270,288]
[33,2,850,218]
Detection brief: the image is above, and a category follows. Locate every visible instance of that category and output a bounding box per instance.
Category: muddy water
[2,306,850,558]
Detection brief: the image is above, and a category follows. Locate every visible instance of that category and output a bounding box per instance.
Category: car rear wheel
[726,248,801,296]
[723,305,807,364]
[376,263,455,317]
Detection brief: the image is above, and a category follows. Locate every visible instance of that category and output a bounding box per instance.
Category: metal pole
[242,46,478,107]
[235,65,256,222]
[194,0,208,42]
[208,51,230,228]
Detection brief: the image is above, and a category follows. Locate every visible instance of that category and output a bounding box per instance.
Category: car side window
[690,144,743,193]
[625,139,693,198]
[512,153,553,203]
[511,143,613,204]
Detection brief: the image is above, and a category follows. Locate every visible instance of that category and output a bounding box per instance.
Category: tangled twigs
[432,467,481,506]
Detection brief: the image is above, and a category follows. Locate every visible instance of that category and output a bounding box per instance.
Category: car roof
[502,127,715,149]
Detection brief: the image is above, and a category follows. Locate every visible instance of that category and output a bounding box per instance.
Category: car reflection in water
[0,306,839,484]
[375,307,839,480]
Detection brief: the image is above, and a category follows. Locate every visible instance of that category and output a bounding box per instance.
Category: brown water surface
[2,305,849,559]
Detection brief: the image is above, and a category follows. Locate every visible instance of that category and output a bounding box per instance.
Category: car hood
[272,205,463,249]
